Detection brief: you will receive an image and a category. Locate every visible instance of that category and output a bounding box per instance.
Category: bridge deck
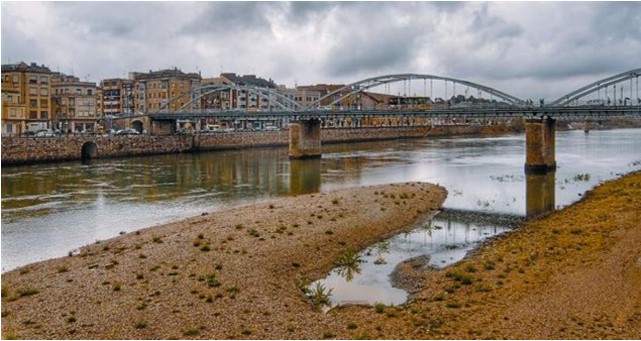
[147,106,641,121]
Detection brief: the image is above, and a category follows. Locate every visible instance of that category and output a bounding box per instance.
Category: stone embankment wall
[1,135,193,165]
[1,125,517,166]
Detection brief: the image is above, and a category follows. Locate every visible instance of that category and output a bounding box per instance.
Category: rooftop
[1,62,52,74]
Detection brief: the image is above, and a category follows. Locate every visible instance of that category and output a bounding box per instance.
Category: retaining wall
[1,125,517,166]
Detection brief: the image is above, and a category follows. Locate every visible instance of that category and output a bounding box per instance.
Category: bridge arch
[550,68,641,106]
[131,120,144,133]
[306,73,525,109]
[81,141,97,161]
[154,84,304,113]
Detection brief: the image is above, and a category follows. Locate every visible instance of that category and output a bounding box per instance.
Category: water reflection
[2,129,641,272]
[311,211,514,307]
[526,170,556,217]
[289,158,321,195]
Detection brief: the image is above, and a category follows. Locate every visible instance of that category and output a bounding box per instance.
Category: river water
[2,129,641,301]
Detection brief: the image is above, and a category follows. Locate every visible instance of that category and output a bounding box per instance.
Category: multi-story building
[199,76,232,110]
[294,84,349,109]
[1,88,26,134]
[276,85,297,110]
[130,68,202,113]
[293,87,321,108]
[220,73,278,110]
[51,74,99,133]
[100,78,134,117]
[1,62,55,132]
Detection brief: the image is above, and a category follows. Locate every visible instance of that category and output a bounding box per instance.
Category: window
[40,88,48,96]
[40,76,48,84]
[29,76,37,84]
[41,111,48,119]
[9,108,17,117]
[12,75,18,83]
[29,87,38,95]
[29,111,38,119]
[30,99,38,107]
[87,89,93,96]
[41,99,48,107]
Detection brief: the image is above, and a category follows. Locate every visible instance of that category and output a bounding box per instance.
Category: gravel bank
[331,171,641,339]
[1,182,446,339]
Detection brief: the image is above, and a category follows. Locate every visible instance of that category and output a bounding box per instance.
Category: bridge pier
[289,119,321,159]
[526,170,556,217]
[525,118,556,172]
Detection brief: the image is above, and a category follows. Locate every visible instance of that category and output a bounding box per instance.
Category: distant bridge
[138,68,641,170]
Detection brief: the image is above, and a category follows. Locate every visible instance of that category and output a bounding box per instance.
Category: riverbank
[2,173,640,339]
[334,171,641,339]
[1,182,447,339]
[2,124,521,166]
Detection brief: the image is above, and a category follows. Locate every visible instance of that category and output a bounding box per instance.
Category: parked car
[175,129,193,136]
[115,129,140,136]
[35,129,56,137]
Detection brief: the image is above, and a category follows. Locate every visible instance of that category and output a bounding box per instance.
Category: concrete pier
[526,170,556,217]
[289,158,321,195]
[288,119,321,159]
[525,118,556,172]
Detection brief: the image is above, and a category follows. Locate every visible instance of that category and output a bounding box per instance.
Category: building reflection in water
[289,158,321,195]
[526,170,556,217]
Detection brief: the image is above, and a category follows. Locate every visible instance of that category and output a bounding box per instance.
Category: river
[2,129,640,286]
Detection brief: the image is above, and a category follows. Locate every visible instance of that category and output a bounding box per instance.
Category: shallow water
[2,129,641,279]
[314,211,513,306]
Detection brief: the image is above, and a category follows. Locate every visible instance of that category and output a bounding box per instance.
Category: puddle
[308,210,516,308]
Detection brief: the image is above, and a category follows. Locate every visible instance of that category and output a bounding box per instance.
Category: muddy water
[3,129,641,287]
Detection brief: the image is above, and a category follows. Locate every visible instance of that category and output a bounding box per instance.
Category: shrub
[308,282,332,308]
[484,260,496,270]
[374,303,385,314]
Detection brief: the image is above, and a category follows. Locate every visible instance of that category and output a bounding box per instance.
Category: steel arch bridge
[550,68,641,107]
[154,83,304,113]
[305,73,525,109]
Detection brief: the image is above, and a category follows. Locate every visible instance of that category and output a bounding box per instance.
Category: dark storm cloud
[321,2,432,77]
[181,2,275,35]
[470,4,523,42]
[2,1,639,99]
[287,1,337,23]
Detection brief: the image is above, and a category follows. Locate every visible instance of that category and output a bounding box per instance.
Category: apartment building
[220,73,278,110]
[294,84,348,109]
[100,78,134,117]
[1,62,55,132]
[51,75,99,133]
[131,68,202,113]
[200,76,232,110]
[293,88,321,108]
[1,88,26,134]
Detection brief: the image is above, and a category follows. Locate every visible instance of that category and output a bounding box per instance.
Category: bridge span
[136,68,641,172]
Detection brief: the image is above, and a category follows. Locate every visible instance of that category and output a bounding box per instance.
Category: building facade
[1,62,55,133]
[131,68,202,113]
[100,78,134,117]
[51,75,99,133]
[1,88,26,134]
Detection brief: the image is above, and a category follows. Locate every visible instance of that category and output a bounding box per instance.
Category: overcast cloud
[2,1,640,100]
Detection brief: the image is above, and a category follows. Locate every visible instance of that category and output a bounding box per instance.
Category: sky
[2,1,640,101]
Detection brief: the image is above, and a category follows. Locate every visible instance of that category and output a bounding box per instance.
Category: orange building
[131,68,202,113]
[1,62,55,132]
